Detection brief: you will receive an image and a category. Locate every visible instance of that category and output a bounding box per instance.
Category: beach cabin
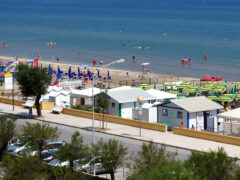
[132,103,159,123]
[156,96,223,132]
[146,89,177,102]
[42,86,63,102]
[49,90,71,107]
[107,87,155,119]
[70,87,104,107]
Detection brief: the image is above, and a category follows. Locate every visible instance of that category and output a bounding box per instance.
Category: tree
[129,158,194,180]
[93,139,127,180]
[185,148,239,180]
[56,131,89,172]
[95,92,109,129]
[0,115,16,160]
[21,122,59,159]
[16,64,50,116]
[131,141,166,172]
[2,153,47,180]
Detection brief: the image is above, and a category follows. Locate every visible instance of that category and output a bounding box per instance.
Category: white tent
[146,89,177,100]
[71,88,104,98]
[218,108,240,121]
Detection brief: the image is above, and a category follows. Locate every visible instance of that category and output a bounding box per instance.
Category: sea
[0,0,240,80]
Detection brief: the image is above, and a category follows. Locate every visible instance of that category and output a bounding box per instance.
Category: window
[112,103,115,108]
[177,111,183,119]
[162,109,168,116]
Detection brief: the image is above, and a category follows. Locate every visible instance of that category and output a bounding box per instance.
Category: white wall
[121,102,134,119]
[157,103,187,127]
[207,110,218,132]
[49,94,70,107]
[107,99,119,117]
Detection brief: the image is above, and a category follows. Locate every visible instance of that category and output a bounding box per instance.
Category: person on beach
[46,42,50,46]
[99,59,103,67]
[50,41,53,46]
[56,56,60,63]
[181,57,187,64]
[38,53,41,60]
[204,55,208,61]
[3,42,6,48]
[188,58,192,64]
[132,56,135,64]
[92,59,96,67]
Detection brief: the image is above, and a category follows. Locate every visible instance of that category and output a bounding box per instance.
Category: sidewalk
[1,102,240,159]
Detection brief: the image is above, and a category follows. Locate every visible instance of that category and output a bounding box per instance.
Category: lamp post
[137,96,143,137]
[91,58,125,175]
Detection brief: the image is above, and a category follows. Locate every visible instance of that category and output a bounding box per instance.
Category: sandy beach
[0,55,200,90]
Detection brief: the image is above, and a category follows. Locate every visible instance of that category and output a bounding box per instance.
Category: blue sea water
[0,0,240,80]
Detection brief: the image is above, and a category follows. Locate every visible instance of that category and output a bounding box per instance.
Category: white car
[78,156,107,174]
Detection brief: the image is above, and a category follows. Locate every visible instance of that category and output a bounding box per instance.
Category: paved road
[13,116,191,162]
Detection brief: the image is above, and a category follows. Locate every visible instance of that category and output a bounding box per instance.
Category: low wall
[62,108,167,132]
[0,96,25,106]
[40,102,54,110]
[173,127,240,146]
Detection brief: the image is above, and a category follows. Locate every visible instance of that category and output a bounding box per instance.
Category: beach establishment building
[41,86,63,102]
[146,89,177,101]
[156,96,223,132]
[132,102,160,123]
[218,108,240,135]
[107,87,155,119]
[49,90,71,107]
[70,87,104,107]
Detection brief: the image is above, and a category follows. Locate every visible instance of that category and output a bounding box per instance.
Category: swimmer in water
[132,56,136,64]
[3,42,6,48]
[204,55,208,61]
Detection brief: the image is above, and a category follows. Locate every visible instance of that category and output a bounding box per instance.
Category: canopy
[146,89,177,100]
[218,108,240,121]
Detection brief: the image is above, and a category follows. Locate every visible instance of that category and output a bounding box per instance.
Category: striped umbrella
[208,96,219,100]
[181,82,192,86]
[165,83,176,87]
[218,96,233,102]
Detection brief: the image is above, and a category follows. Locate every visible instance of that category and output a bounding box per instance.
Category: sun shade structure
[107,88,154,103]
[71,87,104,98]
[170,96,223,113]
[218,107,240,121]
[146,89,177,100]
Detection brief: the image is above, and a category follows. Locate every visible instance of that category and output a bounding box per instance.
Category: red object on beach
[201,75,223,81]
[33,59,39,67]
[99,59,103,66]
[0,73,4,76]
[92,59,96,67]
[84,78,88,84]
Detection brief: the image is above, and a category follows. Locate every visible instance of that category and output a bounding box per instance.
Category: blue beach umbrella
[87,69,91,79]
[78,67,80,77]
[97,69,100,78]
[68,66,71,79]
[107,70,110,80]
[58,66,61,75]
[40,64,42,69]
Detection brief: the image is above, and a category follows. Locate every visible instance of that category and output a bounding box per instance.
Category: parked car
[78,156,108,175]
[7,136,31,154]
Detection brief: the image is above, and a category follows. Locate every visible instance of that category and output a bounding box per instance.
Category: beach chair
[52,105,63,114]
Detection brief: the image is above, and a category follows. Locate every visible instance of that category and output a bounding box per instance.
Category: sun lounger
[22,100,35,108]
[52,106,63,113]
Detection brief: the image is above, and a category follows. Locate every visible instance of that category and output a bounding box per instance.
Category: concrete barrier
[173,127,240,146]
[62,108,167,132]
[40,102,55,110]
[0,96,25,106]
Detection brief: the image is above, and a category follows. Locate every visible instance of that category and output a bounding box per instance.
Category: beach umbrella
[78,67,80,77]
[107,70,110,80]
[154,84,156,89]
[233,82,240,85]
[170,91,181,95]
[97,69,100,78]
[214,88,225,93]
[68,66,71,79]
[218,96,233,102]
[177,84,189,88]
[208,96,219,100]
[181,82,192,86]
[223,94,234,97]
[199,87,210,91]
[87,69,91,79]
[220,82,229,86]
[58,66,61,75]
[165,83,175,87]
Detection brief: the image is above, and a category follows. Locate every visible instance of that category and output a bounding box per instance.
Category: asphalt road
[12,116,192,162]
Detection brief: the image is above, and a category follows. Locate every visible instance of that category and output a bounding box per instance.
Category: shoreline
[0,55,200,89]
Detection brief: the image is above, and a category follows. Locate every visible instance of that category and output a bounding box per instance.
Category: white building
[107,87,155,119]
[156,96,223,132]
[49,90,71,107]
[70,87,104,107]
[41,86,63,102]
[132,102,159,123]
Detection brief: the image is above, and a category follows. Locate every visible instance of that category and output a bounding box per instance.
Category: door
[203,111,209,130]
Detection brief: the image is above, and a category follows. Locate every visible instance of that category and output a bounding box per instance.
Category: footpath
[1,102,240,159]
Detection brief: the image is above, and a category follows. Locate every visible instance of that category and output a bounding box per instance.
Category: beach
[0,55,199,91]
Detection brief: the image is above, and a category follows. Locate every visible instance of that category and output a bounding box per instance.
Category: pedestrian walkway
[1,103,240,159]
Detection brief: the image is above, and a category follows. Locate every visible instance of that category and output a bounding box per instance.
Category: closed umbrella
[107,70,110,80]
[68,66,71,79]
[78,67,80,78]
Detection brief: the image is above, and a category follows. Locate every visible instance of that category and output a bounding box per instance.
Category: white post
[92,74,96,176]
